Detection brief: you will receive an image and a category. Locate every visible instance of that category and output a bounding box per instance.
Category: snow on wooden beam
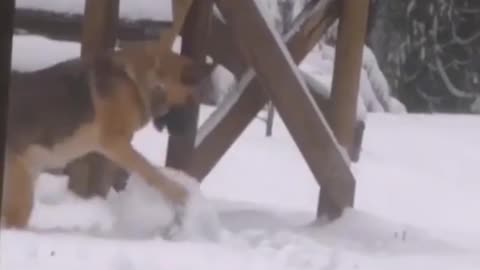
[0,0,15,216]
[214,0,355,219]
[188,0,339,183]
[165,0,213,170]
[328,0,370,163]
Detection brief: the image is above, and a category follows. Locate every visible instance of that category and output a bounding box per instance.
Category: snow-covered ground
[3,108,480,270]
[3,35,480,269]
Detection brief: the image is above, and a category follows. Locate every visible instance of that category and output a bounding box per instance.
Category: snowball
[108,167,223,242]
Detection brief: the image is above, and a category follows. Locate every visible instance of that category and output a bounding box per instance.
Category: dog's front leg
[100,140,188,206]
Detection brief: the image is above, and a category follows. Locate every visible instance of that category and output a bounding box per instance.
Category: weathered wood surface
[165,0,213,170]
[329,0,369,160]
[187,0,340,182]
[80,0,119,60]
[214,0,355,219]
[301,70,365,163]
[0,0,15,215]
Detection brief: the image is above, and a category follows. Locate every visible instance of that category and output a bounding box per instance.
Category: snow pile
[30,167,224,243]
[109,167,223,242]
[316,20,407,114]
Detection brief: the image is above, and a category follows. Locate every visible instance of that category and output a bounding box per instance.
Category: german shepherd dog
[2,41,214,228]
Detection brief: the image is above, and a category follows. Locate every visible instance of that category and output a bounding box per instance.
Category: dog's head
[116,40,215,134]
[146,51,215,118]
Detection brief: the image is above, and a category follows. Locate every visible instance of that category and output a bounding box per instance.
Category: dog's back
[8,59,95,154]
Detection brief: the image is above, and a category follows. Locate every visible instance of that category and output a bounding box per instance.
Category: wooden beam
[13,8,238,74]
[160,0,195,50]
[301,70,365,163]
[81,0,119,61]
[214,0,355,219]
[0,0,15,220]
[329,0,369,160]
[14,8,172,43]
[206,14,246,76]
[165,0,213,170]
[187,0,339,181]
[67,0,122,198]
[171,0,195,36]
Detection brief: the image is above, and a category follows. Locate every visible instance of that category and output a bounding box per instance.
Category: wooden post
[0,0,15,222]
[67,0,122,198]
[81,0,119,60]
[318,0,369,214]
[328,0,369,161]
[215,0,355,219]
[165,0,213,170]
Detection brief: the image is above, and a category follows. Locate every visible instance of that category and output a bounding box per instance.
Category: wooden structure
[1,0,15,218]
[2,0,370,219]
[165,0,213,170]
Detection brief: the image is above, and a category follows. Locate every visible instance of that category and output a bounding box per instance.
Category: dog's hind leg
[2,153,34,228]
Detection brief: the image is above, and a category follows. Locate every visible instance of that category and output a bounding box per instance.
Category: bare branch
[434,56,480,99]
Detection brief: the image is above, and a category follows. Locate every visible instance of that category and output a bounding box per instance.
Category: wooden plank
[67,0,121,198]
[188,0,339,180]
[215,0,355,219]
[165,0,213,170]
[329,0,369,160]
[0,0,15,219]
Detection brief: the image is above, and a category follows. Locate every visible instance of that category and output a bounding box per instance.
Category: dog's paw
[161,179,189,207]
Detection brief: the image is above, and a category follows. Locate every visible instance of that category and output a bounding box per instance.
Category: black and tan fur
[2,41,214,228]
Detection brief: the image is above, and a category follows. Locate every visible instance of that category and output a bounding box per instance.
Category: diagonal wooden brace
[189,0,340,182]
[213,0,355,219]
